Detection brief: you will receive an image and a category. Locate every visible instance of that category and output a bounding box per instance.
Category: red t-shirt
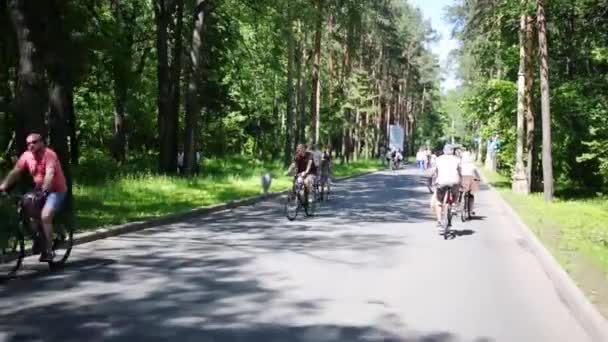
[16,148,67,193]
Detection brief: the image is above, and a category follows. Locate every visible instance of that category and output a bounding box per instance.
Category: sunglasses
[27,139,40,146]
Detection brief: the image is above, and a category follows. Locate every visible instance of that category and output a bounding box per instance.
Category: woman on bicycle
[460,151,480,216]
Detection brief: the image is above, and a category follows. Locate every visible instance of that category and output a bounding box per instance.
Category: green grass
[73,156,383,231]
[480,167,608,312]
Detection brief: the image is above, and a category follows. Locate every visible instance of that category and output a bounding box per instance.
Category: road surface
[0,167,594,342]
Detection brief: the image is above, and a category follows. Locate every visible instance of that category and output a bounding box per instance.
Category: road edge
[479,171,608,342]
[73,168,383,246]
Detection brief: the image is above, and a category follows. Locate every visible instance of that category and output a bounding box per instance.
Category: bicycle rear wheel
[461,193,469,222]
[440,190,452,239]
[48,219,74,270]
[285,192,298,221]
[304,191,317,217]
[323,183,330,201]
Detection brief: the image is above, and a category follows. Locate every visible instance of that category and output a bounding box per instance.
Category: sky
[409,0,461,91]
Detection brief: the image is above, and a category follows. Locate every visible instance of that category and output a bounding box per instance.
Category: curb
[479,170,608,342]
[72,167,383,246]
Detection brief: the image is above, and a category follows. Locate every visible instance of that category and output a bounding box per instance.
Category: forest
[0,0,442,178]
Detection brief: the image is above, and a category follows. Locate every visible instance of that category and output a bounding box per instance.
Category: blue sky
[409,0,460,91]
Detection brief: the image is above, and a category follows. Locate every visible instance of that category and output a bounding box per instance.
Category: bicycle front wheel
[285,192,298,221]
[0,221,25,279]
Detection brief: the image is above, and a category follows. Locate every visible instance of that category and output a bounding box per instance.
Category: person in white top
[432,144,461,227]
[460,150,481,214]
[416,149,425,170]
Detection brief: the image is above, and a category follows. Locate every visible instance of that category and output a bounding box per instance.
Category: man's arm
[42,162,56,192]
[0,166,22,191]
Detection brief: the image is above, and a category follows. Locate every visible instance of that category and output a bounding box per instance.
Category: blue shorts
[45,192,66,212]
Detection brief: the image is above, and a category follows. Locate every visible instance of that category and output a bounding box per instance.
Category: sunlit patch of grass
[480,168,608,282]
[73,157,381,231]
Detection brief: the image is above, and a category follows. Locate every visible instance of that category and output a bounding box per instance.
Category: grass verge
[73,157,383,231]
[481,167,608,317]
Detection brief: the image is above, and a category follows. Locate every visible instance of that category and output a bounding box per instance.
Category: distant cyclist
[294,144,317,202]
[321,144,332,194]
[432,144,461,229]
[0,133,67,261]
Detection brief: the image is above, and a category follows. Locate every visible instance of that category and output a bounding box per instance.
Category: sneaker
[39,250,55,262]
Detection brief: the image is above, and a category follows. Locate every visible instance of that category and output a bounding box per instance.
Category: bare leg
[40,205,55,255]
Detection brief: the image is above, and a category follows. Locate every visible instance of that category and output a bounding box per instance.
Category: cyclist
[320,144,332,195]
[395,149,403,169]
[294,144,317,203]
[460,150,481,215]
[432,144,461,230]
[0,133,67,261]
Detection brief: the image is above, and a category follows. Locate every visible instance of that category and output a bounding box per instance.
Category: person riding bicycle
[294,144,317,202]
[432,144,461,229]
[320,144,332,194]
[460,150,480,216]
[0,133,67,262]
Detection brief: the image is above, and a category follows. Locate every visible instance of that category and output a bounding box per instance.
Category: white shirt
[435,154,461,185]
[461,162,479,177]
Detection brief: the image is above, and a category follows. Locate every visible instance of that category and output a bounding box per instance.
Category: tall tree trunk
[9,0,47,154]
[45,0,74,215]
[155,0,183,174]
[513,10,529,194]
[68,91,78,164]
[354,107,360,160]
[183,0,208,175]
[0,0,14,154]
[284,3,295,166]
[525,14,536,192]
[310,0,323,145]
[297,29,307,145]
[110,1,135,162]
[155,0,172,172]
[170,0,184,148]
[537,0,554,201]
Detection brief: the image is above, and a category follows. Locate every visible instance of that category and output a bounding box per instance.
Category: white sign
[389,125,404,151]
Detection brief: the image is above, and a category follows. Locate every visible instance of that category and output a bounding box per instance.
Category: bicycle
[0,191,74,278]
[284,176,316,221]
[319,169,331,202]
[461,190,472,222]
[460,178,479,222]
[438,185,457,239]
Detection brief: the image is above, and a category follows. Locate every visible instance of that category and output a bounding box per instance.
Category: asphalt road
[0,167,594,342]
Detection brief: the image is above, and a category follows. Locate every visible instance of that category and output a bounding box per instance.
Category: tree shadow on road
[0,169,494,341]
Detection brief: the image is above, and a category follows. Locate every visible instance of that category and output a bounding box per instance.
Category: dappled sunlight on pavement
[0,167,593,342]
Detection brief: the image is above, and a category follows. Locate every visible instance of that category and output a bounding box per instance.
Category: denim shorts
[45,192,66,212]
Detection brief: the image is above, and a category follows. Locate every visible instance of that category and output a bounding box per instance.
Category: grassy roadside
[74,157,383,231]
[480,167,608,316]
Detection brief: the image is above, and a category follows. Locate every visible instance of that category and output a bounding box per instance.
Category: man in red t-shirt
[0,133,67,261]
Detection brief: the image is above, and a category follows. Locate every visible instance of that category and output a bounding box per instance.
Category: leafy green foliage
[448,0,608,192]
